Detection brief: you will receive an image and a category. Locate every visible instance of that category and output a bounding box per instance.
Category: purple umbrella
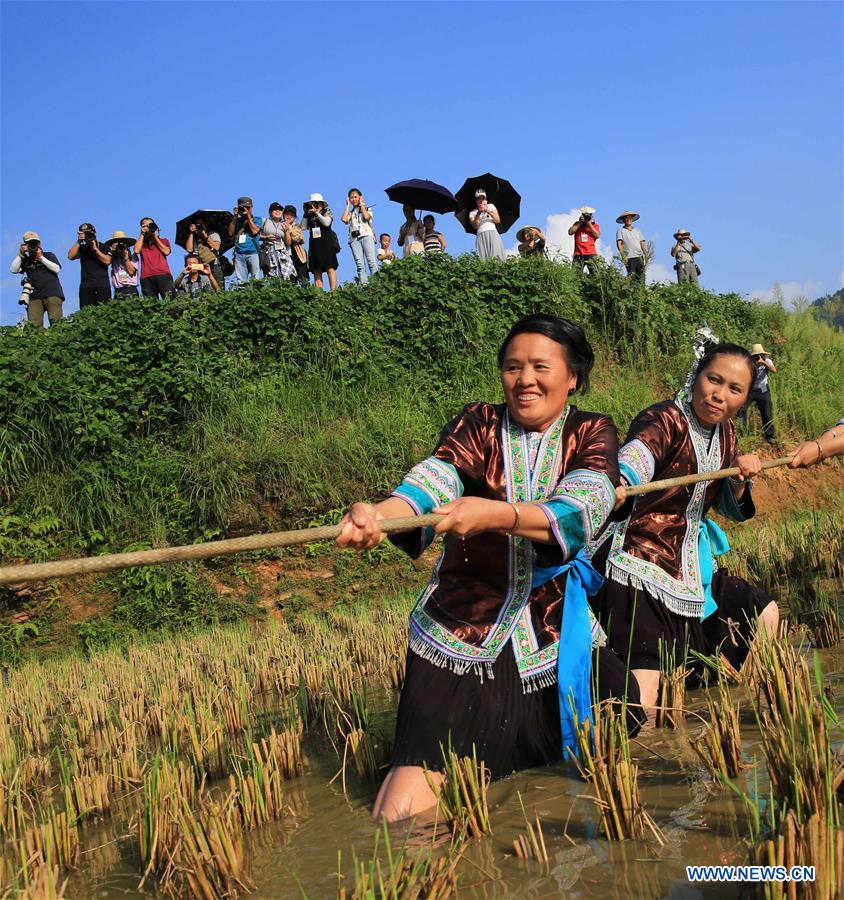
[384,179,459,214]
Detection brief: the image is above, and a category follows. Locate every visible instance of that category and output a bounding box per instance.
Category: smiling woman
[336,314,643,823]
[587,344,780,713]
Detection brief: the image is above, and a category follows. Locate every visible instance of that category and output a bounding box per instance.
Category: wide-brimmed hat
[750,343,769,357]
[579,206,596,216]
[616,211,640,224]
[22,230,40,243]
[516,225,544,243]
[673,228,690,239]
[306,193,325,205]
[105,230,135,246]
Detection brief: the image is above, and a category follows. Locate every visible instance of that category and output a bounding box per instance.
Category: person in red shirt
[568,206,601,275]
[133,217,174,298]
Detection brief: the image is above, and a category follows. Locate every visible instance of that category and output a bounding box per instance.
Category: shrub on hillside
[0,255,782,491]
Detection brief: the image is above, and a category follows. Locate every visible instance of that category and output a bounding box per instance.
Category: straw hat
[750,343,769,357]
[673,228,690,239]
[105,230,135,246]
[516,225,544,243]
[579,206,596,216]
[616,211,640,224]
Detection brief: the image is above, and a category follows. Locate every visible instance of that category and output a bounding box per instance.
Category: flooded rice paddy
[2,579,842,899]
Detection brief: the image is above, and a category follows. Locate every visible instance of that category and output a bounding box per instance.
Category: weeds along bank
[0,255,841,659]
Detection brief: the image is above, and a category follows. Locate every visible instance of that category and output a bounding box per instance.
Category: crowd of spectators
[10,195,703,327]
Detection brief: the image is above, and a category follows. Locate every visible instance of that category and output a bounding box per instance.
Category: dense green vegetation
[812,287,844,329]
[1,255,841,661]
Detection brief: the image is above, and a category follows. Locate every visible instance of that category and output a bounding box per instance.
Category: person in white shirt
[615,211,647,281]
[377,233,397,265]
[398,204,423,258]
[469,189,506,260]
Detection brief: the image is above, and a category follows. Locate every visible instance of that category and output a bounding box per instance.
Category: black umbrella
[454,174,521,235]
[175,210,235,254]
[384,179,459,214]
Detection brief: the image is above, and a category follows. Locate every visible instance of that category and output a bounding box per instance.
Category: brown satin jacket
[596,398,753,617]
[390,401,618,689]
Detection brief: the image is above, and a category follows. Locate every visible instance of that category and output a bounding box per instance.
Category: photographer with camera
[341,188,378,284]
[67,223,112,307]
[185,220,224,292]
[174,253,220,298]
[10,231,65,327]
[104,231,140,298]
[739,343,778,445]
[301,193,339,291]
[567,206,601,275]
[133,217,174,298]
[227,197,263,284]
[671,229,701,284]
[516,225,546,258]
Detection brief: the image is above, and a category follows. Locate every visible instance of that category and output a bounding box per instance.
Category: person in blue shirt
[227,196,263,284]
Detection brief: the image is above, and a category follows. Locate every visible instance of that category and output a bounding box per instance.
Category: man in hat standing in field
[568,206,601,274]
[740,343,778,444]
[615,212,647,281]
[671,229,701,283]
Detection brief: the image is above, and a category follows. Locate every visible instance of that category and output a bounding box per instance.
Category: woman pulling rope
[336,314,643,823]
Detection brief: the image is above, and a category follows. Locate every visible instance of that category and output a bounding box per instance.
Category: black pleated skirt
[590,543,774,678]
[390,643,643,780]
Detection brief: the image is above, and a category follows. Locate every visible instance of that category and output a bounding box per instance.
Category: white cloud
[646,262,673,285]
[749,280,825,307]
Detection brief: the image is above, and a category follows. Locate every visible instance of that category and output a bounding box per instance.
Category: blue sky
[2,1,842,323]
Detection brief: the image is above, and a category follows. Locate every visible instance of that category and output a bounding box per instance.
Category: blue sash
[699,518,730,621]
[532,552,604,757]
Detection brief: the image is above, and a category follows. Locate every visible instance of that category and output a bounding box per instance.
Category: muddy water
[64,637,843,900]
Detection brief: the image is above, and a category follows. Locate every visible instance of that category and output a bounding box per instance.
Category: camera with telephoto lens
[18,277,33,306]
[111,242,126,260]
[79,230,96,248]
[581,212,592,222]
[145,221,157,233]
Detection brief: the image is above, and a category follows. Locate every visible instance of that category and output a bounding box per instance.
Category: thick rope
[0,458,794,586]
[625,456,793,495]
